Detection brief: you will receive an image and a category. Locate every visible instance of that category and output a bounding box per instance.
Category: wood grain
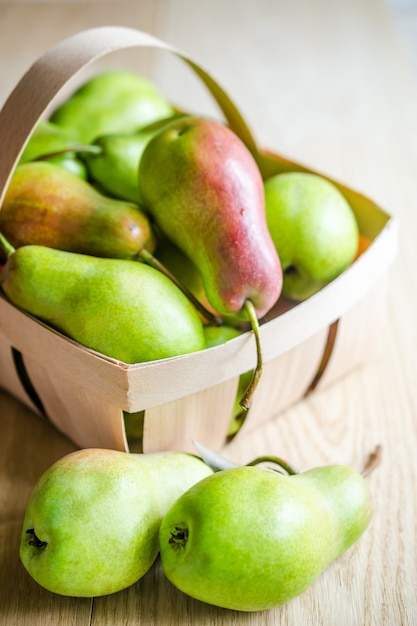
[1,0,417,624]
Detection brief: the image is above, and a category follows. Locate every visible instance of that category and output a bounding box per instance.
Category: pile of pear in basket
[0,27,398,454]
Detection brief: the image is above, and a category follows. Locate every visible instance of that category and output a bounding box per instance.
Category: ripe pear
[0,161,156,259]
[0,241,206,363]
[264,172,359,301]
[50,70,174,144]
[138,116,282,321]
[19,448,213,597]
[159,463,372,611]
[83,115,187,203]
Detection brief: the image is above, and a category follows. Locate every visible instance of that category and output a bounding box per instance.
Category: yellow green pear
[264,172,359,300]
[19,448,213,597]
[159,462,372,611]
[0,239,206,363]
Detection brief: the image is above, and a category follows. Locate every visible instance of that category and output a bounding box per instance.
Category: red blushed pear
[139,116,282,319]
[0,161,157,260]
[138,116,283,407]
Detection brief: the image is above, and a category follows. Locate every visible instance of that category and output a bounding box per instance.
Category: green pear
[83,115,187,203]
[50,70,174,144]
[0,161,156,259]
[20,120,79,161]
[264,172,359,301]
[19,120,88,178]
[139,116,283,321]
[0,241,206,363]
[159,463,372,611]
[19,448,213,597]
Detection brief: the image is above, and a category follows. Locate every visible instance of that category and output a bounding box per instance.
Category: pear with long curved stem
[159,448,379,611]
[139,116,283,407]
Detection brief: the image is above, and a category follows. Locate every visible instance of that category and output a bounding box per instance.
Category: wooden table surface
[1,1,417,624]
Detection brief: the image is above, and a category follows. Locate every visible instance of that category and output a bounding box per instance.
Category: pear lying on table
[139,115,283,409]
[19,448,213,597]
[0,161,156,260]
[0,238,206,363]
[159,460,373,611]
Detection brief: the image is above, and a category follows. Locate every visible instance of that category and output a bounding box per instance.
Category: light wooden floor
[1,1,417,624]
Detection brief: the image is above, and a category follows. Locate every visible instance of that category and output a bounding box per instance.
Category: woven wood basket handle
[0,25,259,207]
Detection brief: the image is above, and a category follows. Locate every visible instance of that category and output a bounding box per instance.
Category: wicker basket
[0,27,398,454]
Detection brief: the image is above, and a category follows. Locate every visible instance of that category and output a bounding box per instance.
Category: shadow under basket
[0,27,398,454]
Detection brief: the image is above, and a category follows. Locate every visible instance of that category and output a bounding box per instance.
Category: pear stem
[361,444,382,477]
[192,440,239,471]
[138,249,223,326]
[0,232,16,257]
[239,299,263,411]
[246,455,299,475]
[34,145,102,160]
